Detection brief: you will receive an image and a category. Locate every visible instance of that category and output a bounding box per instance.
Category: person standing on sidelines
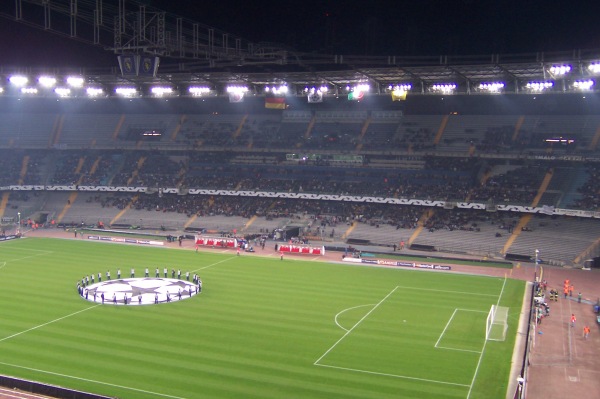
[570,313,576,328]
[145,268,149,277]
[117,268,121,279]
[106,270,111,280]
[164,267,168,278]
[583,325,590,339]
[155,267,159,278]
[131,268,135,278]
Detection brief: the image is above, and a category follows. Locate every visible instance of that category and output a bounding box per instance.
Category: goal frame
[486,305,509,341]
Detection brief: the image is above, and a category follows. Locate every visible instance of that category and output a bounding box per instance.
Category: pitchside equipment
[486,305,509,341]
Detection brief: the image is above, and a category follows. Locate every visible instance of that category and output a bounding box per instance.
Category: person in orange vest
[563,286,569,299]
[583,325,590,340]
[568,285,574,297]
[570,313,576,328]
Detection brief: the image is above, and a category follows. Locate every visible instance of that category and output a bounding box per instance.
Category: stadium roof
[3,50,600,96]
[2,1,600,95]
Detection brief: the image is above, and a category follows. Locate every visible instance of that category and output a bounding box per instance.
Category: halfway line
[191,256,236,272]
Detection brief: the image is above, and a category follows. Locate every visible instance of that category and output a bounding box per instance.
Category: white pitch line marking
[0,361,189,399]
[191,256,237,272]
[315,363,470,387]
[315,286,398,365]
[0,305,101,343]
[334,304,375,332]
[466,275,508,399]
[393,285,498,297]
[435,346,482,354]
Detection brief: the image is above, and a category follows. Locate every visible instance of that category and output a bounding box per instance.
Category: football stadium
[0,1,599,399]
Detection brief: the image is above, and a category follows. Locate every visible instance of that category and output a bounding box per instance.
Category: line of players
[76,267,201,290]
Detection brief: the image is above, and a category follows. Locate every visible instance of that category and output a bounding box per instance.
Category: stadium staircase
[590,124,600,150]
[17,155,29,185]
[126,156,146,186]
[112,115,125,141]
[233,114,248,139]
[184,213,198,230]
[408,208,435,246]
[574,237,600,264]
[512,116,525,142]
[241,215,258,232]
[48,115,65,148]
[89,156,102,177]
[501,169,554,255]
[355,116,372,150]
[110,195,139,225]
[56,192,79,223]
[0,192,9,218]
[304,115,315,140]
[341,221,358,240]
[170,115,186,141]
[433,115,449,145]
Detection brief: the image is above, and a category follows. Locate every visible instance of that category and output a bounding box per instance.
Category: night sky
[0,0,599,67]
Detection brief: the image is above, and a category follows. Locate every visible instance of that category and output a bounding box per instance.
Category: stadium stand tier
[1,93,600,266]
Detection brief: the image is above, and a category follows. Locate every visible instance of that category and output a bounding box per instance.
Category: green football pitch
[0,238,525,399]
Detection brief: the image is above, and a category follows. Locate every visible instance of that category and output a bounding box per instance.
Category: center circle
[78,278,202,305]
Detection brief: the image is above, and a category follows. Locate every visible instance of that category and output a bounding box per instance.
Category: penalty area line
[315,286,398,365]
[315,363,470,388]
[0,361,189,399]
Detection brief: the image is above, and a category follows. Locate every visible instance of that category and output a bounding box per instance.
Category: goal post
[486,305,509,341]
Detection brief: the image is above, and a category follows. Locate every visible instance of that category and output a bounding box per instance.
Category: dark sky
[0,0,599,67]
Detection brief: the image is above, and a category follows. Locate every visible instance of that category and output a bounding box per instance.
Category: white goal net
[486,305,509,341]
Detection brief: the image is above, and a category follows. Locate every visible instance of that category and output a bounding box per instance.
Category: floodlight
[479,82,505,93]
[20,87,38,94]
[431,83,457,93]
[588,63,600,74]
[266,85,288,95]
[54,87,71,97]
[525,81,553,91]
[549,65,571,75]
[9,75,28,86]
[115,87,137,97]
[226,85,249,93]
[188,86,210,96]
[573,80,594,90]
[38,76,57,88]
[306,86,328,94]
[86,87,104,97]
[355,84,370,92]
[0,87,4,94]
[150,86,173,96]
[66,76,85,88]
[389,84,412,92]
